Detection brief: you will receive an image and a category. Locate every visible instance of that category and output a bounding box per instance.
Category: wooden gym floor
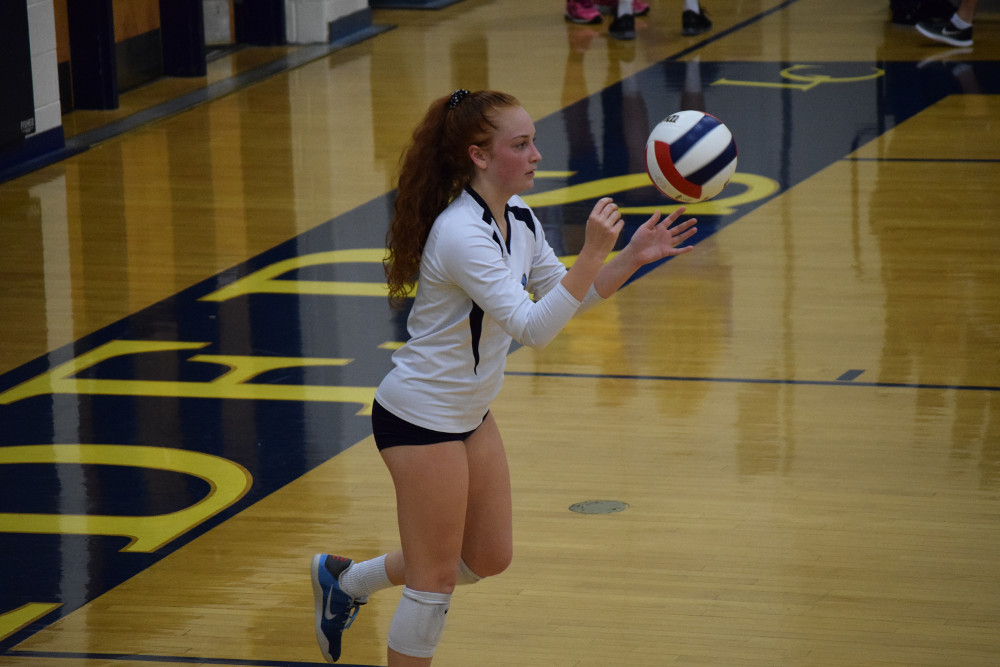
[1,0,998,665]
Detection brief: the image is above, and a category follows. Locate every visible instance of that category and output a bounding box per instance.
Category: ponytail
[384,90,520,308]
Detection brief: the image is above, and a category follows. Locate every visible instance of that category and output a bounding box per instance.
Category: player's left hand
[625,207,697,266]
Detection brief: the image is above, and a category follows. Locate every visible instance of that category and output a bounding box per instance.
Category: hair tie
[448,89,470,110]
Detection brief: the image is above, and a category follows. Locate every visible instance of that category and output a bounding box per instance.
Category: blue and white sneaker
[311,554,365,663]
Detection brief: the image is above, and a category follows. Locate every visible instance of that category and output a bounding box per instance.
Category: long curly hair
[384,90,521,308]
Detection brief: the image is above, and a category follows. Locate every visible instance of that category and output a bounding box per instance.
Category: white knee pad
[387,587,451,658]
[456,559,483,586]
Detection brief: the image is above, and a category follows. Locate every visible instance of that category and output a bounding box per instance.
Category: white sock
[340,555,393,601]
[617,0,631,17]
[684,0,700,13]
[950,13,972,29]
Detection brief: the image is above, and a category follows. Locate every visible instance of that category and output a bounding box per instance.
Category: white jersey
[375,187,602,432]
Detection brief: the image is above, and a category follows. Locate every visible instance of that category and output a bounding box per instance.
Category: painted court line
[504,370,999,393]
[5,649,379,667]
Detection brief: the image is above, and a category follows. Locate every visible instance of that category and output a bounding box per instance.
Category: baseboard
[116,29,165,93]
[370,0,465,9]
[329,7,374,42]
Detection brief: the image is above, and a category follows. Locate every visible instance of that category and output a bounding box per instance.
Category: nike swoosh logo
[324,584,338,620]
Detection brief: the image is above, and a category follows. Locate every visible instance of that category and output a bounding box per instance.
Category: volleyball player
[564,0,713,40]
[311,89,698,665]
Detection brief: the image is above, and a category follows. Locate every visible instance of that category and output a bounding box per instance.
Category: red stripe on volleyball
[653,140,702,200]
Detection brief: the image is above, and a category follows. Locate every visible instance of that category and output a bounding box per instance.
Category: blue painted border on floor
[668,0,801,60]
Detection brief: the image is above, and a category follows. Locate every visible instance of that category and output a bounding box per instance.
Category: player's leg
[957,0,978,24]
[458,411,513,580]
[357,412,512,591]
[381,440,470,666]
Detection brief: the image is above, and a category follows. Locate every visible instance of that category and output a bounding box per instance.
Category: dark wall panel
[0,2,36,150]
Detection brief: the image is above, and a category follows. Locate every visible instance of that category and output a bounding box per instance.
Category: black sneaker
[682,8,712,36]
[916,18,973,47]
[609,13,636,40]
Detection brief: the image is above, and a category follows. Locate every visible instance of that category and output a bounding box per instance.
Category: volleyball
[645,110,738,203]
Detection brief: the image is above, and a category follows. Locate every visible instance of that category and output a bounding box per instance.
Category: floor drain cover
[569,500,629,514]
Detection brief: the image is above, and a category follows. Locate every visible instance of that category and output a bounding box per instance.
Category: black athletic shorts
[371,399,488,451]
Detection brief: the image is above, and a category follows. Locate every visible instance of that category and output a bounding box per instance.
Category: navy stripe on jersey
[466,185,505,252]
[467,185,493,225]
[508,204,536,237]
[469,302,484,374]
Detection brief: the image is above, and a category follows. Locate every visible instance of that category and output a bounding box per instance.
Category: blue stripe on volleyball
[686,138,738,186]
[668,115,721,163]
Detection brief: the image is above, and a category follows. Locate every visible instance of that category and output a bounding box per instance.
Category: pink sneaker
[566,0,603,24]
[594,0,651,16]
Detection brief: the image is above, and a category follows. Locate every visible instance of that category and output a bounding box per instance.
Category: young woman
[312,89,698,665]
